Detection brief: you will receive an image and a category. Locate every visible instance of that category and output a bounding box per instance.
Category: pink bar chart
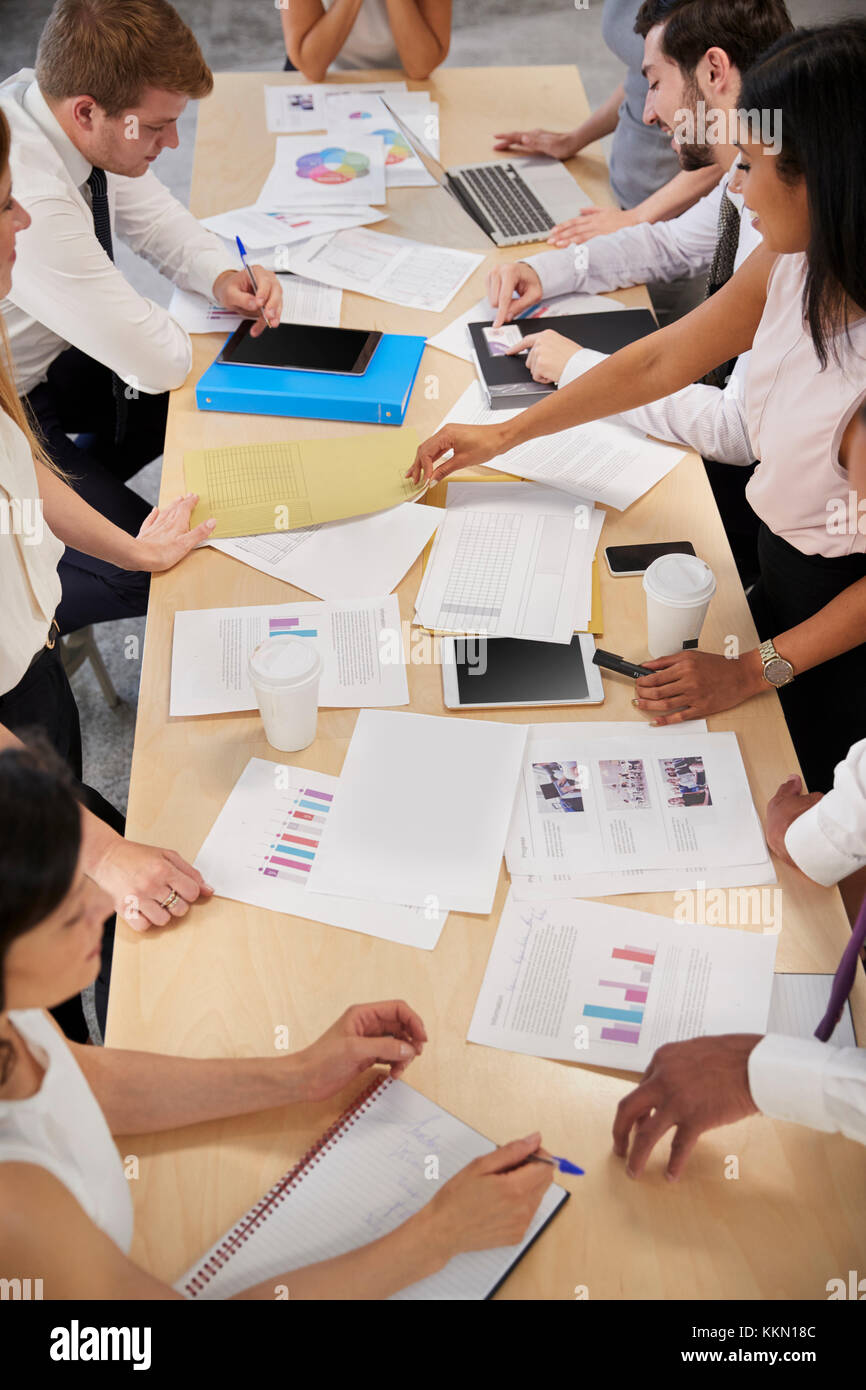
[258,785,333,885]
[582,943,657,1046]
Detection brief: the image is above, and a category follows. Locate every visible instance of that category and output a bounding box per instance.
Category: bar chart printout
[581,943,656,1047]
[259,784,333,886]
[268,615,319,639]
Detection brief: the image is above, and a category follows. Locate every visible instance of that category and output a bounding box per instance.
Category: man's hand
[492,128,579,161]
[547,205,639,247]
[406,422,511,486]
[91,837,214,930]
[295,1001,428,1102]
[766,775,824,868]
[634,649,765,726]
[510,330,579,385]
[131,494,215,572]
[613,1035,763,1181]
[486,262,543,328]
[213,266,282,335]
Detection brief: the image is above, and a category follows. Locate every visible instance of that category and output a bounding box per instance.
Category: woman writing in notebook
[0,742,552,1299]
[410,19,866,797]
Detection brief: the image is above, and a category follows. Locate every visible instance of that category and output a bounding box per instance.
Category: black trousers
[0,644,118,1042]
[703,457,761,590]
[748,524,866,793]
[24,347,169,632]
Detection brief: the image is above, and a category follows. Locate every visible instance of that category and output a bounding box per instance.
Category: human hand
[90,838,214,930]
[492,128,579,160]
[547,205,639,247]
[131,494,215,573]
[613,1035,762,1180]
[633,649,764,725]
[295,1001,427,1102]
[486,262,543,328]
[510,330,579,385]
[406,422,512,486]
[765,775,824,868]
[421,1133,553,1262]
[213,266,282,334]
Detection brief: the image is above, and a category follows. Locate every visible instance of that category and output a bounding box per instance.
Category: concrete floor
[0,0,854,812]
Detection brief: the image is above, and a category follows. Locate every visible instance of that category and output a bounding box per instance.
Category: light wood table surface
[107,67,866,1300]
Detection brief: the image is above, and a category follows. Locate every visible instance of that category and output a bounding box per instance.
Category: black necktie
[86,167,128,444]
[701,191,740,390]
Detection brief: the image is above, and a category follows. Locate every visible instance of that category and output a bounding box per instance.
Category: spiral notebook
[177,1075,569,1300]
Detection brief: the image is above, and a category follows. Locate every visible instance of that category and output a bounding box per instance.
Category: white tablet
[441,633,604,710]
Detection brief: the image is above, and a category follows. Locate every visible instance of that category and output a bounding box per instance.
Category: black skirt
[748,524,866,793]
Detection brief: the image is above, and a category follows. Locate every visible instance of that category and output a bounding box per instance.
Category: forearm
[571,83,625,150]
[283,0,364,80]
[233,1206,445,1300]
[770,577,866,675]
[631,166,722,225]
[71,1047,310,1134]
[386,0,449,78]
[35,462,138,570]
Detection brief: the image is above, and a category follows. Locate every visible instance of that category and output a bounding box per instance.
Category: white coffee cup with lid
[248,636,322,752]
[642,554,716,658]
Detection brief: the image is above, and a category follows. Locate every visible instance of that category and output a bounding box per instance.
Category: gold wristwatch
[759,638,795,688]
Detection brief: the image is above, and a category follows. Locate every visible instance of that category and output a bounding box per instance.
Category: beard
[675,74,714,171]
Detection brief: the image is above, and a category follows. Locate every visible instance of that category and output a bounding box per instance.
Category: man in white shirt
[0,0,282,631]
[486,0,793,587]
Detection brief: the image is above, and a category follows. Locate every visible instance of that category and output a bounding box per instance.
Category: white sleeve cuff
[557,346,607,390]
[784,803,864,887]
[530,247,585,300]
[748,1033,837,1132]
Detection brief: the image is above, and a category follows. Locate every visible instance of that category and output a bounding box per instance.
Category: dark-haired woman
[411,19,866,795]
[0,111,217,1040]
[0,743,551,1298]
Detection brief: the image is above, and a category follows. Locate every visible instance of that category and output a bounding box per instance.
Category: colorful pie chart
[373,127,413,165]
[296,147,371,184]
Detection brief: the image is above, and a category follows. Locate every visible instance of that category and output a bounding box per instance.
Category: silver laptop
[382,102,592,248]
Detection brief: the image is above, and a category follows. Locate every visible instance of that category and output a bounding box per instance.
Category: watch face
[764,657,793,686]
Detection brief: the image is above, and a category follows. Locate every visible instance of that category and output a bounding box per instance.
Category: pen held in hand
[235,234,270,330]
[529,1153,585,1176]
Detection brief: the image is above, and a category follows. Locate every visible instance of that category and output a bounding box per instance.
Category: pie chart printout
[373,127,413,165]
[296,147,371,185]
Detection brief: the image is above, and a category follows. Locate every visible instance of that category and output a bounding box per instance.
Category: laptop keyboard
[459,164,555,239]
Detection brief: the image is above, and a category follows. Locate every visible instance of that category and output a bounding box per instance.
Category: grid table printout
[438,509,520,631]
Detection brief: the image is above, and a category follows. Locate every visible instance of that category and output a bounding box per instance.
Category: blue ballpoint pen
[235,235,270,329]
[530,1153,585,1176]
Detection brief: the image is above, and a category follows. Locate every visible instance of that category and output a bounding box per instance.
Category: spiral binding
[184,1072,394,1296]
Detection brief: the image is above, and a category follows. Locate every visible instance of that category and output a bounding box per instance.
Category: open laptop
[382,101,593,248]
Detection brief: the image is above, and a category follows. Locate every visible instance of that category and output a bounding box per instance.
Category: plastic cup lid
[643,554,716,606]
[248,635,321,688]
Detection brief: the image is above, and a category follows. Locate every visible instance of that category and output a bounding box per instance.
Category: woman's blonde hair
[0,109,59,474]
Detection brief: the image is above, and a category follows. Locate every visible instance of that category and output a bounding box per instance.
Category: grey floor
[1,0,851,812]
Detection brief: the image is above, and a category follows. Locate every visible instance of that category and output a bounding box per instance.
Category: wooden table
[108,67,866,1300]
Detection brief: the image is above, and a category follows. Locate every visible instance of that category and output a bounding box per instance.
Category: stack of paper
[264,81,409,134]
[505,721,776,898]
[427,290,623,363]
[199,205,387,251]
[468,890,778,1073]
[257,134,388,212]
[414,481,602,641]
[168,274,342,335]
[323,92,436,189]
[439,381,686,511]
[169,594,409,717]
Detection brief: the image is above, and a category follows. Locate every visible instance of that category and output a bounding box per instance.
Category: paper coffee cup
[643,554,716,658]
[248,636,322,753]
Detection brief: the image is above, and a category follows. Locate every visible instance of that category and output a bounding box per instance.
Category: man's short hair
[635,0,794,77]
[35,0,213,116]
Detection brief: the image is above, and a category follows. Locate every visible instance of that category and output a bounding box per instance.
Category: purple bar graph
[601,1026,640,1044]
[625,988,648,1003]
[598,979,633,992]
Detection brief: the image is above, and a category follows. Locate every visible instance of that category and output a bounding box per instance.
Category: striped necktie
[815,898,866,1042]
[701,191,740,390]
[86,167,128,444]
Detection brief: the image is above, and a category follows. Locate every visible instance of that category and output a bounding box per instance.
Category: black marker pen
[592,648,654,679]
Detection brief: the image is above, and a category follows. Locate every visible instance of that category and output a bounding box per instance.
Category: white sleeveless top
[0,1010,133,1252]
[323,0,400,71]
[745,252,866,557]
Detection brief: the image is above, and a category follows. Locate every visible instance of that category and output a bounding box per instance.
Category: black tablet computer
[217,321,382,375]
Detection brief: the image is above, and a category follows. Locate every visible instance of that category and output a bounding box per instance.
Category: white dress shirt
[0,73,236,397]
[747,738,866,1146]
[529,162,761,467]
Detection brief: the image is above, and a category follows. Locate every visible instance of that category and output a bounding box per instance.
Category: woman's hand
[633,649,765,725]
[509,330,579,385]
[547,205,639,247]
[295,1001,427,1103]
[486,262,543,327]
[131,494,215,573]
[91,838,214,930]
[420,1134,553,1262]
[407,422,512,486]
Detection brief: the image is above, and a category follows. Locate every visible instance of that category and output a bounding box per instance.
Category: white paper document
[328,117,436,188]
[440,382,686,511]
[427,291,622,363]
[387,93,440,160]
[195,758,446,949]
[767,974,856,1048]
[414,481,596,643]
[283,227,485,314]
[506,726,768,877]
[468,891,778,1073]
[170,595,408,716]
[210,501,440,600]
[199,206,328,249]
[168,275,341,334]
[264,85,325,133]
[306,709,528,914]
[257,135,387,211]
